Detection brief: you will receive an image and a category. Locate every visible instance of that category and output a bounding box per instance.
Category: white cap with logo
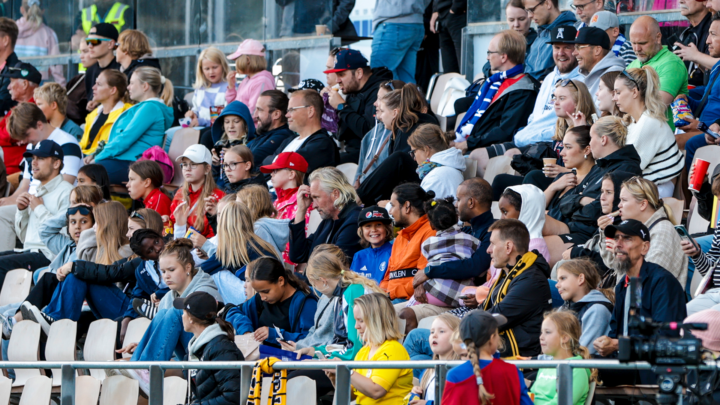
[177,144,213,166]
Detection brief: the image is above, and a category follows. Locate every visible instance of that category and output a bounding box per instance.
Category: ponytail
[618,67,665,123]
[465,341,495,405]
[381,84,424,137]
[216,317,235,340]
[392,183,436,216]
[307,245,385,294]
[133,67,175,106]
[23,0,43,30]
[160,76,175,107]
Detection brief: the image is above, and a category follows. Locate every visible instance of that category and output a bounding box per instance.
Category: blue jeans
[96,158,132,184]
[44,273,130,321]
[688,234,715,300]
[131,308,192,361]
[403,328,432,379]
[212,270,246,305]
[685,134,708,173]
[371,23,424,84]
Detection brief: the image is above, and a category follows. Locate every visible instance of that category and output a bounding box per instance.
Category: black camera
[213,139,244,156]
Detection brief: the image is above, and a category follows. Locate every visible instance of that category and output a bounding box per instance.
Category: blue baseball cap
[323,49,369,74]
[23,140,63,160]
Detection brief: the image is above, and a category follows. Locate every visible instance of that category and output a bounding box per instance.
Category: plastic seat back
[75,375,101,405]
[18,375,51,405]
[7,320,41,387]
[287,376,316,405]
[0,375,11,405]
[336,163,358,184]
[99,375,138,405]
[167,128,201,186]
[164,376,187,405]
[83,319,117,381]
[0,269,31,307]
[45,319,77,386]
[121,318,151,359]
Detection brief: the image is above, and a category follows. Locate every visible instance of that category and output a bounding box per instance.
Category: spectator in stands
[209,101,253,186]
[356,84,437,204]
[221,145,267,194]
[409,124,465,199]
[571,0,604,27]
[91,67,174,184]
[226,256,317,344]
[249,90,293,166]
[66,40,95,125]
[614,67,684,196]
[590,11,636,65]
[177,291,243,405]
[289,166,362,265]
[350,206,394,284]
[326,49,393,163]
[382,184,435,304]
[225,39,275,115]
[80,70,131,155]
[556,259,613,353]
[481,219,551,357]
[481,0,537,78]
[571,27,625,102]
[34,83,82,141]
[84,23,121,110]
[498,185,551,262]
[595,70,622,117]
[627,16,689,131]
[522,0,577,80]
[126,160,171,217]
[236,185,289,258]
[263,90,339,176]
[0,18,18,115]
[0,62,40,176]
[15,0,64,86]
[325,293,413,404]
[530,311,594,405]
[371,0,426,84]
[675,0,713,88]
[455,30,537,159]
[115,30,159,82]
[474,25,582,173]
[683,307,720,403]
[126,208,163,244]
[76,163,111,200]
[593,220,686,384]
[440,310,534,405]
[430,0,470,74]
[408,314,461,404]
[321,49,341,134]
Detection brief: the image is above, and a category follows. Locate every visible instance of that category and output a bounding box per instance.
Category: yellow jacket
[81,101,132,155]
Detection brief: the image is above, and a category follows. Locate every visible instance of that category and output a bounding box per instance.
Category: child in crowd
[186,47,230,128]
[77,164,111,200]
[409,314,461,405]
[75,201,133,263]
[441,310,533,405]
[127,208,164,239]
[124,230,170,323]
[530,310,595,405]
[450,329,468,360]
[34,83,82,139]
[210,101,255,189]
[556,259,614,354]
[221,145,266,193]
[237,185,289,259]
[171,144,225,238]
[225,39,275,114]
[127,160,172,217]
[350,206,394,284]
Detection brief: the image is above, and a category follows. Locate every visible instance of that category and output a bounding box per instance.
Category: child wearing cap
[441,310,533,405]
[171,145,225,239]
[225,39,275,115]
[350,206,394,284]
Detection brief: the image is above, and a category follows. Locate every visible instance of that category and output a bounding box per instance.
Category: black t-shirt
[87,111,110,147]
[85,59,122,101]
[258,295,293,332]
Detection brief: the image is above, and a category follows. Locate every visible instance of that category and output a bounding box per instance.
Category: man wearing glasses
[571,27,625,106]
[83,23,121,112]
[571,0,605,28]
[522,0,577,81]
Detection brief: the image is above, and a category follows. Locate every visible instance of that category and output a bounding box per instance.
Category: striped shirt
[626,112,683,184]
[692,224,720,288]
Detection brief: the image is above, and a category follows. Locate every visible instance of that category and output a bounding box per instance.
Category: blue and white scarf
[612,33,626,57]
[455,64,524,142]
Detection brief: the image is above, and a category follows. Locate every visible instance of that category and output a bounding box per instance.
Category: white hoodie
[421,148,466,200]
[508,184,546,239]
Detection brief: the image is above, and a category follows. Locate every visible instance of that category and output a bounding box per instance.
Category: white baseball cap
[177,144,212,165]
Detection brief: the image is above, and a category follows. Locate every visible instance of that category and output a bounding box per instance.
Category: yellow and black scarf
[246,357,287,405]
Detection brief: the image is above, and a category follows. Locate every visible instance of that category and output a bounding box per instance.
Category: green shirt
[530,355,591,405]
[627,45,688,131]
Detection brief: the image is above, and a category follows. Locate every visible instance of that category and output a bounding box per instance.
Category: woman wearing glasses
[219,145,267,194]
[613,67,683,198]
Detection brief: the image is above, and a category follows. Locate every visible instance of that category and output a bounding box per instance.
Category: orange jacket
[380,215,435,300]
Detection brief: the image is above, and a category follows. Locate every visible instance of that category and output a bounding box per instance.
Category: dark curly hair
[425,197,458,231]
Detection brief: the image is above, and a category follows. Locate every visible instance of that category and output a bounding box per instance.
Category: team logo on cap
[186,304,191,310]
[640,229,646,238]
[591,14,599,23]
[365,212,373,218]
[556,28,564,39]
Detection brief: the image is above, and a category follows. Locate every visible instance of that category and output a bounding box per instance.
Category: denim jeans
[212,270,246,306]
[43,273,130,321]
[403,328,432,379]
[131,308,192,361]
[688,235,714,300]
[371,23,424,84]
[684,134,708,173]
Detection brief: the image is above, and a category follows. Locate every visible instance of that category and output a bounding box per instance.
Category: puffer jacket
[186,325,244,405]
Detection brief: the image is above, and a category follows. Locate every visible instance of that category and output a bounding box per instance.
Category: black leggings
[24,272,59,310]
[357,151,419,205]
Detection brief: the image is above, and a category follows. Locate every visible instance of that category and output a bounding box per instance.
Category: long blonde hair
[180,161,217,235]
[621,176,677,224]
[419,314,461,396]
[617,67,667,123]
[306,244,385,294]
[194,47,230,89]
[553,79,596,142]
[94,201,129,265]
[22,0,43,30]
[544,310,598,382]
[237,184,277,221]
[133,67,174,106]
[353,293,404,347]
[216,201,280,269]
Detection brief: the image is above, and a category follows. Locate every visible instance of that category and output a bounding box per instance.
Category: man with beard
[571,27,625,105]
[593,219,686,359]
[249,90,293,166]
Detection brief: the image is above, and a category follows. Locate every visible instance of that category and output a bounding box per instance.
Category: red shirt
[491,75,524,104]
[142,188,172,217]
[0,97,35,174]
[170,185,225,238]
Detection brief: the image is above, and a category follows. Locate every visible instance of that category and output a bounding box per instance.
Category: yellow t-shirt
[353,340,413,405]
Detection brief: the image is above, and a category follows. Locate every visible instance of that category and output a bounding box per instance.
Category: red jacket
[142,188,172,217]
[442,359,526,405]
[170,185,225,238]
[0,97,35,174]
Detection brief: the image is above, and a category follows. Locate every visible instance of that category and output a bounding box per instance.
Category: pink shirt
[225,70,276,114]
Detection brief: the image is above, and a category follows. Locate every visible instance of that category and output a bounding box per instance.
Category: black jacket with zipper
[263,129,339,180]
[187,334,244,405]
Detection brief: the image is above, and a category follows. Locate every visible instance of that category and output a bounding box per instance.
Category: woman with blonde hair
[324,293,413,404]
[77,201,132,263]
[127,208,164,238]
[115,30,157,82]
[15,0,65,85]
[225,39,275,114]
[613,67,683,198]
[236,184,289,259]
[600,176,688,288]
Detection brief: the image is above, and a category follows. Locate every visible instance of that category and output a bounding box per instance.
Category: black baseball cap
[605,219,651,242]
[571,27,611,50]
[289,78,325,93]
[23,139,64,159]
[323,49,369,74]
[0,62,42,85]
[546,26,577,44]
[89,23,119,41]
[358,206,392,227]
[460,310,507,347]
[173,291,219,320]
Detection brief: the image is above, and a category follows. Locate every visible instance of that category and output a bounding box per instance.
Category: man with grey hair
[288,166,362,266]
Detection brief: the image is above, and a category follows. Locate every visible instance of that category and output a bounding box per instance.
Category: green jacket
[316,283,366,361]
[530,355,591,405]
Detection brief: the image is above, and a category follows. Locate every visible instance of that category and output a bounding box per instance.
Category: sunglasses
[85,38,113,46]
[67,206,93,216]
[131,211,145,221]
[556,78,578,90]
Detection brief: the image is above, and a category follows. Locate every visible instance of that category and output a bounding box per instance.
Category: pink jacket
[225,70,275,114]
[15,17,65,86]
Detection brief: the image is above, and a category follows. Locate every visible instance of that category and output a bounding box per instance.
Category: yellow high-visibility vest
[79,3,128,72]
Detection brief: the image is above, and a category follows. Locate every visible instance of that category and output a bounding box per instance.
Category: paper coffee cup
[543,158,555,177]
[316,25,327,35]
[689,158,710,192]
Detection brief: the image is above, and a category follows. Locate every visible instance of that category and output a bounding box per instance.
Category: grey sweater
[576,290,613,354]
[159,270,221,310]
[295,295,337,349]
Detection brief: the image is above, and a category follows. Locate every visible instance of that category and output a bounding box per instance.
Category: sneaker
[132,298,158,320]
[23,304,54,335]
[126,368,150,396]
[0,313,12,339]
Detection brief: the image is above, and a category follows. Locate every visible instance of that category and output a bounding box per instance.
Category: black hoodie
[123,56,162,83]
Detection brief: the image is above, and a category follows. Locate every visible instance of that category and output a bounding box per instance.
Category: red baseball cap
[259,152,308,174]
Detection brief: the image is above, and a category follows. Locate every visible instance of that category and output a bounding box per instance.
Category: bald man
[627,16,689,131]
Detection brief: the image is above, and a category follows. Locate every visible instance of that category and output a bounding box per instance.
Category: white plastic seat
[7,320,41,387]
[430,73,464,115]
[83,319,117,381]
[417,316,437,330]
[491,201,501,219]
[75,375,101,405]
[18,375,51,405]
[663,197,684,226]
[463,157,477,179]
[336,163,358,184]
[0,375,11,405]
[164,376,187,405]
[167,128,201,186]
[307,209,322,235]
[121,318,151,359]
[99,375,138,405]
[0,269,31,307]
[287,376,316,405]
[483,155,514,186]
[44,319,77,386]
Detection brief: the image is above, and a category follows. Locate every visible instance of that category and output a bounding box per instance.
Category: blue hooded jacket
[524,11,577,81]
[350,241,393,284]
[688,60,720,125]
[123,260,170,319]
[211,101,256,189]
[225,289,317,343]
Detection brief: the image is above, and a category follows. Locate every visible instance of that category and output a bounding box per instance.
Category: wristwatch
[337,103,345,111]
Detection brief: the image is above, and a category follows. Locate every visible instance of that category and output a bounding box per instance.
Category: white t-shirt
[281,135,311,153]
[24,128,83,194]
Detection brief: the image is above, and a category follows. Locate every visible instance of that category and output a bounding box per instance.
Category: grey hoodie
[188,323,227,361]
[354,121,391,185]
[421,148,466,200]
[76,227,133,262]
[582,51,626,108]
[576,290,613,354]
[254,218,291,258]
[295,295,337,349]
[373,0,432,30]
[159,270,221,310]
